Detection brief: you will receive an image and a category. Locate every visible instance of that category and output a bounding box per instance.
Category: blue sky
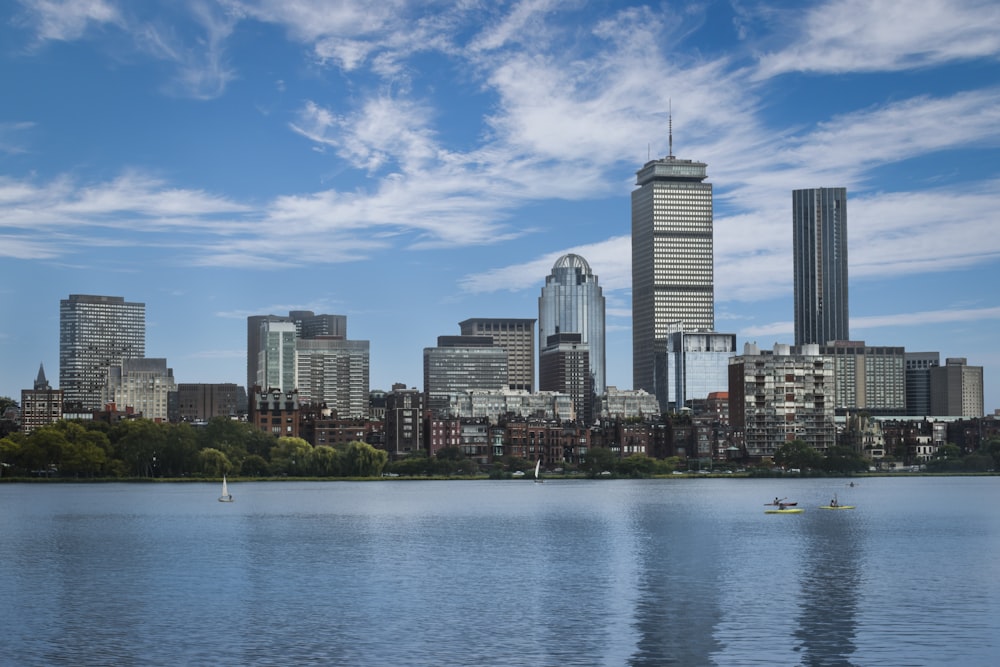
[2,0,999,412]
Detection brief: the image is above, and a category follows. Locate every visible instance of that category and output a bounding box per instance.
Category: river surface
[1,476,997,666]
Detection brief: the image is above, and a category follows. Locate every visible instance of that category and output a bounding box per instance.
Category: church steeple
[34,363,50,390]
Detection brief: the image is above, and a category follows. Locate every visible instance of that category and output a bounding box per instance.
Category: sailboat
[534,459,544,483]
[218,475,234,502]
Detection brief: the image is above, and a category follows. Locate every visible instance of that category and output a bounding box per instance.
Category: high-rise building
[816,341,905,416]
[296,337,370,418]
[539,332,594,424]
[632,140,714,393]
[793,187,849,346]
[60,294,146,410]
[256,320,298,392]
[538,254,606,396]
[728,342,836,459]
[423,336,508,415]
[930,357,984,417]
[289,311,347,340]
[905,352,940,416]
[247,315,288,391]
[173,383,243,422]
[459,318,536,392]
[658,331,736,412]
[102,358,176,421]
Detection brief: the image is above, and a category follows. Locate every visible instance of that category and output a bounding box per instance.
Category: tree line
[0,417,388,479]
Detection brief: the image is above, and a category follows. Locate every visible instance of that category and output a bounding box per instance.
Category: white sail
[534,460,541,479]
[219,475,233,502]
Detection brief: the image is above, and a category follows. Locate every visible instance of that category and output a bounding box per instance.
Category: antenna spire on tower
[668,99,674,159]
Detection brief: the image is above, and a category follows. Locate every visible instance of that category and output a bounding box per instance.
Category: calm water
[1,477,998,666]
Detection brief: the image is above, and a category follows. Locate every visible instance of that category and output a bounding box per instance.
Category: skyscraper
[793,187,849,346]
[423,336,508,415]
[538,253,606,395]
[60,294,146,410]
[256,319,297,392]
[631,138,714,393]
[296,337,370,417]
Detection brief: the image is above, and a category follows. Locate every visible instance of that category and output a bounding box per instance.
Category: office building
[658,331,736,412]
[728,343,836,459]
[459,318,536,392]
[423,336,508,415]
[793,187,849,346]
[538,253,606,396]
[289,311,347,340]
[296,337,370,418]
[930,358,984,418]
[817,341,906,416]
[21,364,63,434]
[539,332,594,424]
[385,386,424,457]
[60,294,146,411]
[173,383,244,422]
[102,358,176,421]
[632,138,714,393]
[256,319,298,392]
[905,352,940,416]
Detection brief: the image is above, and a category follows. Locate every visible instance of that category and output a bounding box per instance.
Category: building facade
[658,331,736,412]
[930,358,984,418]
[20,364,63,434]
[423,336,508,415]
[537,254,606,395]
[60,294,146,411]
[296,337,370,418]
[102,358,176,422]
[817,341,906,416]
[173,383,244,422]
[539,333,594,424]
[384,386,424,457]
[256,319,298,392]
[459,318,536,392]
[905,352,940,416]
[793,187,849,346]
[728,343,836,460]
[631,149,714,393]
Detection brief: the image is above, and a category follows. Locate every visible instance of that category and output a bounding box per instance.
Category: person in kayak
[830,495,838,507]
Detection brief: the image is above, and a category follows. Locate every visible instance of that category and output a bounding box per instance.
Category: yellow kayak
[765,508,804,514]
[819,505,855,510]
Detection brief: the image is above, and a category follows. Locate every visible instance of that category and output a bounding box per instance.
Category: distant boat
[534,459,544,483]
[218,475,234,503]
[765,508,803,514]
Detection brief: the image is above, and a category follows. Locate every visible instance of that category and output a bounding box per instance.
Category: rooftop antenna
[668,99,674,159]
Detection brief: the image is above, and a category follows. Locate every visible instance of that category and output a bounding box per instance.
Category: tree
[198,447,232,477]
[240,454,271,477]
[822,445,869,474]
[618,453,656,477]
[581,446,615,477]
[311,445,342,477]
[775,440,824,471]
[342,441,388,477]
[270,437,314,476]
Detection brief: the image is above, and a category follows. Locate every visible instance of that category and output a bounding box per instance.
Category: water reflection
[626,486,724,666]
[793,506,864,666]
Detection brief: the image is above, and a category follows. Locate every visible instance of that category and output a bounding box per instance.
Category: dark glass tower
[793,187,849,346]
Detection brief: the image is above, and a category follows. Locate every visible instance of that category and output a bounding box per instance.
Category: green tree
[618,453,656,478]
[311,445,342,477]
[111,420,169,477]
[270,437,314,476]
[581,446,615,477]
[822,445,869,474]
[240,454,271,477]
[775,440,824,471]
[342,441,388,477]
[198,447,232,477]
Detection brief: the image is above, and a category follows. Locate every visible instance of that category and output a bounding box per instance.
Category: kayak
[765,508,804,514]
[819,505,855,510]
[765,501,797,506]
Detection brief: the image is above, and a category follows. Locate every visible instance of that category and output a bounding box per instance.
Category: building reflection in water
[626,504,724,666]
[793,508,864,666]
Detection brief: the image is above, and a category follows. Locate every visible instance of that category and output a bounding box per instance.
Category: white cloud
[16,0,122,42]
[755,0,1000,78]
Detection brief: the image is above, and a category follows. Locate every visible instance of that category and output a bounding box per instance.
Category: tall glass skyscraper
[538,253,606,395]
[793,187,849,346]
[631,150,714,393]
[59,294,146,410]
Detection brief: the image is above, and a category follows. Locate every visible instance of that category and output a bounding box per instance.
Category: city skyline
[1,1,999,411]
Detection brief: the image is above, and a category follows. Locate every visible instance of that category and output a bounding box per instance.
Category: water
[1,477,998,666]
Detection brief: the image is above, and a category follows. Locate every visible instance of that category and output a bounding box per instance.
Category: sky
[1,0,999,413]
